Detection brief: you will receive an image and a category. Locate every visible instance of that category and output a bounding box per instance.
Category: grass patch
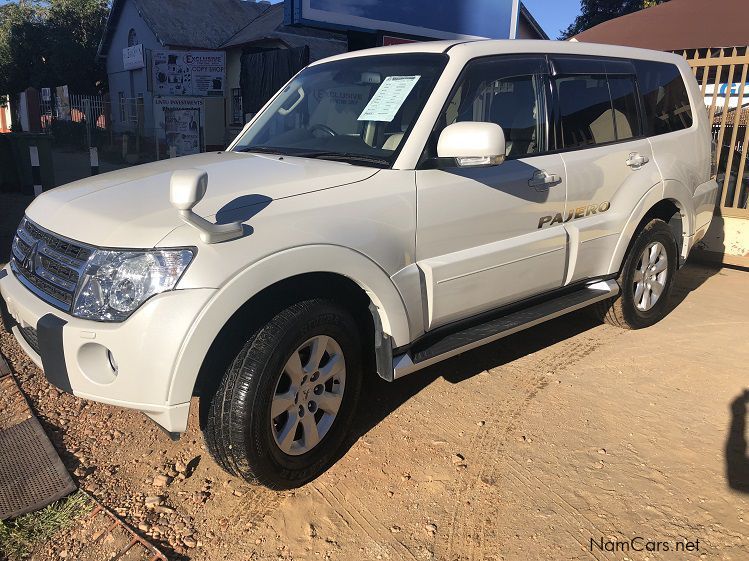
[0,492,93,560]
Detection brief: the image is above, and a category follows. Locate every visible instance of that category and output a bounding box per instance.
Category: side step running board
[392,280,619,379]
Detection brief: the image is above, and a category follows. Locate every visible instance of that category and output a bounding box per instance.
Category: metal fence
[39,93,108,133]
[680,47,749,218]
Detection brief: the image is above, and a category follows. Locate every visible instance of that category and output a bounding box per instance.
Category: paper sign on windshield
[358,75,421,122]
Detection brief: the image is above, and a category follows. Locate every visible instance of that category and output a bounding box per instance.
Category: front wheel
[593,218,678,329]
[203,299,362,489]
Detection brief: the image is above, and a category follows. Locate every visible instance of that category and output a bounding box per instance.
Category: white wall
[105,0,161,135]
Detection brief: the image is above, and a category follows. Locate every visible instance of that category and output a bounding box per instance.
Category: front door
[416,56,568,330]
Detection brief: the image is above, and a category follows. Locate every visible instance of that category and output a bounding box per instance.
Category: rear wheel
[593,219,678,329]
[203,299,362,489]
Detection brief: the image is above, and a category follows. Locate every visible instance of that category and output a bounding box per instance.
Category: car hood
[24,152,378,248]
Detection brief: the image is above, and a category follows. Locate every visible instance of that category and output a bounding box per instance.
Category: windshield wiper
[236,146,289,156]
[295,151,390,167]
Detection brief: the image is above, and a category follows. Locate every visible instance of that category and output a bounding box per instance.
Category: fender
[607,180,695,274]
[166,244,412,405]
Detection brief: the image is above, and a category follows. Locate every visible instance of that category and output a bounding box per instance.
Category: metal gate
[680,47,749,218]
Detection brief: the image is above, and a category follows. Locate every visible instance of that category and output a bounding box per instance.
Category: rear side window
[608,76,640,141]
[635,60,693,135]
[557,75,617,147]
[553,57,642,149]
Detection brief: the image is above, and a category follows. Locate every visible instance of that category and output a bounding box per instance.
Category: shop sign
[152,50,225,97]
[123,44,145,70]
[154,96,205,156]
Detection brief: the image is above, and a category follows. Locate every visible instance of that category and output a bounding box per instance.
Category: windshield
[232,54,448,167]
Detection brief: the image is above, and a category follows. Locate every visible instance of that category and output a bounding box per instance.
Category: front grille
[23,221,92,261]
[18,325,40,355]
[10,218,93,312]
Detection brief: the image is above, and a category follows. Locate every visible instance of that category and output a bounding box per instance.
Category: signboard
[285,0,520,40]
[152,50,225,97]
[123,44,145,70]
[154,97,204,156]
[705,82,749,110]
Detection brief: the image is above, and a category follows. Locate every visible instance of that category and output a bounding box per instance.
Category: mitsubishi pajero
[0,40,718,488]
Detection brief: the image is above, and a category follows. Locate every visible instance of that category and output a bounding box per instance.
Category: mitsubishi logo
[21,241,39,276]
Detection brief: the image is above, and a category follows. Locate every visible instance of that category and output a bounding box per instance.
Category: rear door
[551,56,662,283]
[415,56,568,330]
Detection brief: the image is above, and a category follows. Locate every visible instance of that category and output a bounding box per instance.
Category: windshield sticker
[358,75,421,122]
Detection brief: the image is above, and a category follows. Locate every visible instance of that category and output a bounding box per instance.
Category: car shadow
[341,309,600,461]
[667,261,722,311]
[340,262,724,468]
[726,390,749,493]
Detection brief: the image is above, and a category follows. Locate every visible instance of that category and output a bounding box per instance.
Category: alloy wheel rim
[271,335,346,456]
[633,241,669,312]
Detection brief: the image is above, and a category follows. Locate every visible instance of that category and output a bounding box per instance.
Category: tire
[593,219,678,330]
[203,299,363,489]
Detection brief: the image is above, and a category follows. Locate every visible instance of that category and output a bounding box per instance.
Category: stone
[152,474,172,487]
[144,496,163,508]
[182,536,198,548]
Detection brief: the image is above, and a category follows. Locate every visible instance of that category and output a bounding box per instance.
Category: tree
[0,0,109,95]
[559,0,670,40]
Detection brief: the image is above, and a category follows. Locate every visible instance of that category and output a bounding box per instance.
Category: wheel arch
[167,245,411,406]
[608,180,695,275]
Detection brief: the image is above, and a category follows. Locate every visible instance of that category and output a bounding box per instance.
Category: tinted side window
[439,56,548,158]
[556,74,617,148]
[608,75,642,140]
[635,60,693,135]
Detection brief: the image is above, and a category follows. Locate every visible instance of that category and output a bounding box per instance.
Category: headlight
[72,249,194,321]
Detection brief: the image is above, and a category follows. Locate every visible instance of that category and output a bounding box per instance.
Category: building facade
[99,0,548,157]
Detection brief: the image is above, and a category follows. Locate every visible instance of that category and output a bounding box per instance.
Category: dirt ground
[1,262,748,561]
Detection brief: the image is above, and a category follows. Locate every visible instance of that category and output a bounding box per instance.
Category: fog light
[107,350,118,374]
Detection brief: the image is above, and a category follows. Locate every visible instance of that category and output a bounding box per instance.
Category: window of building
[635,60,693,136]
[118,92,125,122]
[231,88,243,125]
[438,56,549,158]
[128,28,138,47]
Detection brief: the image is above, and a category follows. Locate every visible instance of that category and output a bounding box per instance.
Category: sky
[521,0,582,40]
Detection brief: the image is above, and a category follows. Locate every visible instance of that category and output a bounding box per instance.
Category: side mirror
[170,169,243,244]
[437,122,506,167]
[170,169,207,210]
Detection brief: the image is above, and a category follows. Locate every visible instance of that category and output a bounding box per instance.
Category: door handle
[626,152,650,169]
[528,170,562,191]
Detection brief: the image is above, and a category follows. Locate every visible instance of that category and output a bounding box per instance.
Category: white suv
[0,40,717,488]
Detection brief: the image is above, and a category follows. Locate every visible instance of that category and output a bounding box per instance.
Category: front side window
[436,56,548,158]
[635,60,693,135]
[233,54,448,167]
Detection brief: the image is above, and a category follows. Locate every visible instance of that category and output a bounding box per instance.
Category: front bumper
[0,264,215,432]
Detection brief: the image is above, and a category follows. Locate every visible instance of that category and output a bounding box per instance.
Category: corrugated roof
[715,106,749,127]
[221,3,346,60]
[574,0,749,52]
[99,0,270,57]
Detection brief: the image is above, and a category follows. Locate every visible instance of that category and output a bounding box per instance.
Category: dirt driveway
[1,263,748,561]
